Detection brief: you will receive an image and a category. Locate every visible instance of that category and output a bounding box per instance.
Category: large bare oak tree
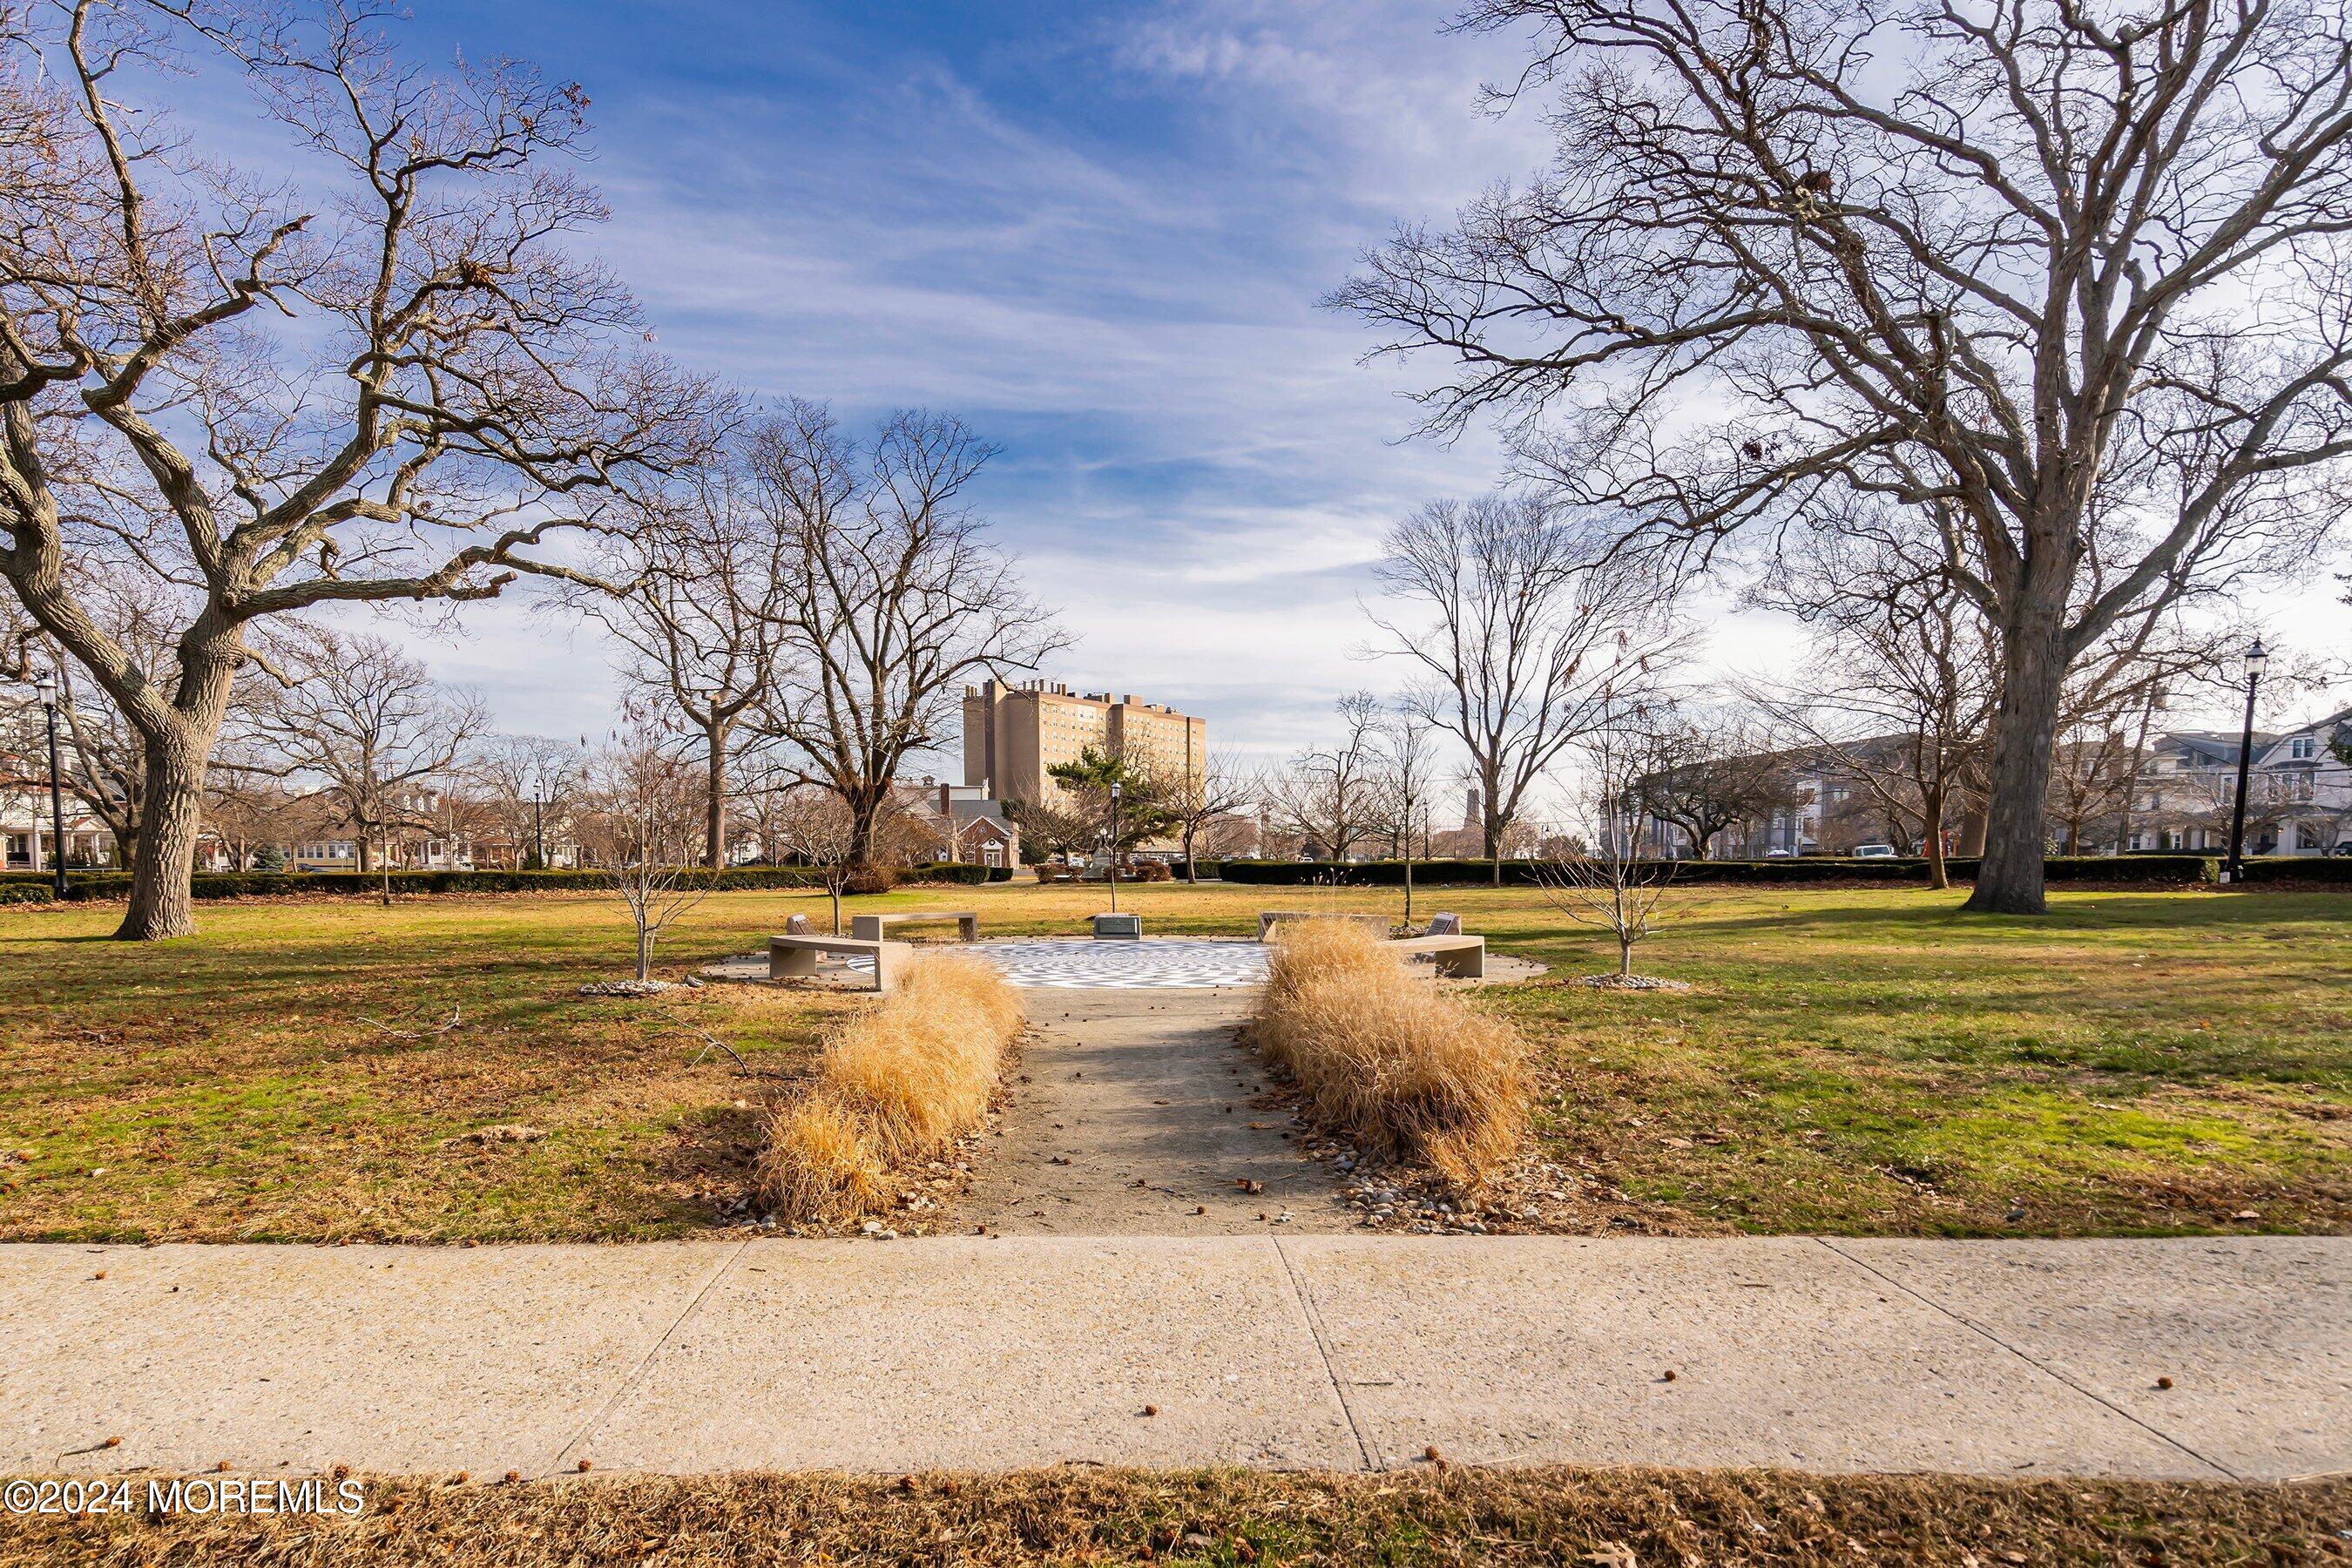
[578,447,787,868]
[0,1,705,937]
[741,400,1066,870]
[1335,0,2352,911]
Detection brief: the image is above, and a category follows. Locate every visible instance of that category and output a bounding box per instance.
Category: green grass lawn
[1,878,2344,1240]
[0,896,859,1242]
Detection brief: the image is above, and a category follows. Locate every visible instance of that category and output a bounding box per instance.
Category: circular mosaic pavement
[843,937,1268,990]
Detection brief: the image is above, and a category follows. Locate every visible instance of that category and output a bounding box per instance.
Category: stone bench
[1382,933,1486,978]
[1258,910,1394,941]
[848,909,978,943]
[768,934,911,993]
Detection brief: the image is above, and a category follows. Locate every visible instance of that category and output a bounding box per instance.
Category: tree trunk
[1182,823,1200,883]
[704,717,728,868]
[1922,788,1950,891]
[845,787,883,872]
[1403,848,1416,925]
[117,729,207,941]
[112,647,236,941]
[1964,619,2069,915]
[636,924,654,983]
[1619,932,1634,977]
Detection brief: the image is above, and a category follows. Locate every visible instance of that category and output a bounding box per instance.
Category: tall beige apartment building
[963,680,1206,804]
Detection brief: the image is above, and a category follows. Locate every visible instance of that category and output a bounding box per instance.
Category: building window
[2290,737,2315,760]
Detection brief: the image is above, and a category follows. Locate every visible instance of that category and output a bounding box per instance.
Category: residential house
[2126,710,2352,856]
[890,780,1020,869]
[1,746,122,872]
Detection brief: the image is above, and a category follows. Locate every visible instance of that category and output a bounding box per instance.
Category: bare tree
[240,624,487,902]
[741,401,1066,870]
[579,449,788,867]
[1159,751,1255,882]
[2,567,200,869]
[1375,700,1443,923]
[1747,532,1999,887]
[1626,702,1796,859]
[199,762,309,871]
[1368,495,1680,884]
[1337,0,2352,912]
[0,3,707,938]
[1535,729,1677,982]
[1261,692,1386,862]
[467,733,587,868]
[1000,791,1101,868]
[760,781,862,935]
[578,713,716,981]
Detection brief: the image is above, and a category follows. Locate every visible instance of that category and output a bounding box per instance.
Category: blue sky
[363,0,1781,766]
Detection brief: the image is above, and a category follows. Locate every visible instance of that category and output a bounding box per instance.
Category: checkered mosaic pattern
[844,937,1268,990]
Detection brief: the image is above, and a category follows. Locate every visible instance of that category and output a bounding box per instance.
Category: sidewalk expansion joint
[1812,1236,2241,1481]
[548,1238,751,1475]
[1271,1236,1378,1471]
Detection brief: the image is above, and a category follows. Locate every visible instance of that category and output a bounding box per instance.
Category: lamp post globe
[2223,639,2268,883]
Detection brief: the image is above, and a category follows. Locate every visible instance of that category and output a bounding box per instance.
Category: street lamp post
[527,776,546,870]
[1107,781,1123,914]
[35,672,66,897]
[2223,639,2268,883]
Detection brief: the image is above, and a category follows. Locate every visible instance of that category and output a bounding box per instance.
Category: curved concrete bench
[769,934,911,993]
[848,909,978,943]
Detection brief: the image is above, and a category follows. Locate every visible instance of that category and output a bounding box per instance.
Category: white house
[2126,709,2352,856]
[1,776,120,872]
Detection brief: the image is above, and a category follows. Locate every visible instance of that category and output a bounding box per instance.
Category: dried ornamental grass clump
[756,953,1021,1224]
[1255,919,1528,1190]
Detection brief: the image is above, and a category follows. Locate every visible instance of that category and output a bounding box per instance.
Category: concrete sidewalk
[1,1235,2342,1481]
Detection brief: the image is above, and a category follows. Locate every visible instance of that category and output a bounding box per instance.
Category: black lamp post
[527,775,546,870]
[35,672,66,897]
[2223,638,2268,883]
[1107,780,1123,914]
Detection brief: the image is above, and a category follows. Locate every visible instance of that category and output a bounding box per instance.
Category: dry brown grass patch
[1256,920,1529,1191]
[755,953,1021,1224]
[5,1466,2343,1567]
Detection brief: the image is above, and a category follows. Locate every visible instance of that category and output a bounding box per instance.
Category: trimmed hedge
[0,882,55,905]
[1213,855,2221,887]
[2238,856,2352,884]
[911,862,993,887]
[0,861,997,903]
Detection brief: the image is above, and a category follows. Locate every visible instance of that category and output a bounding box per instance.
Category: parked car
[1762,847,1795,858]
[1852,843,1899,859]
